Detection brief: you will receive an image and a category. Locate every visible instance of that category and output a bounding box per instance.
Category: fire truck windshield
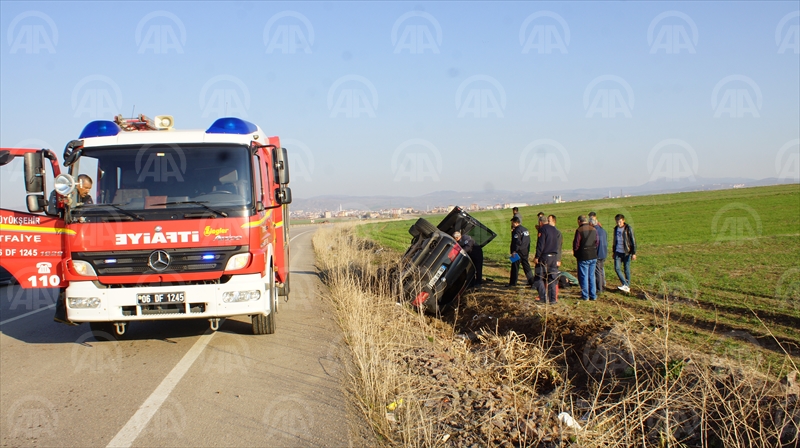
[68,144,253,218]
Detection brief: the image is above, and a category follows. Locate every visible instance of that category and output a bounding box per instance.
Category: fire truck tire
[412,218,437,238]
[252,311,275,335]
[90,322,121,341]
[253,266,277,335]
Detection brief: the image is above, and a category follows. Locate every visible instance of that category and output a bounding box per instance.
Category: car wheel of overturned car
[412,218,438,238]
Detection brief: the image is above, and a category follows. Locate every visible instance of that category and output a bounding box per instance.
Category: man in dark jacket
[508,217,534,287]
[589,213,608,296]
[533,215,561,303]
[573,215,598,301]
[612,214,637,293]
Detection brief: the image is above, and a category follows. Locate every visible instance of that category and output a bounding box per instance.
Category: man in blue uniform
[508,217,534,287]
[533,215,562,303]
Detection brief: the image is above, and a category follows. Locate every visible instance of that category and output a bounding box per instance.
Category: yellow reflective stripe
[275,221,283,228]
[0,223,76,235]
[241,210,272,228]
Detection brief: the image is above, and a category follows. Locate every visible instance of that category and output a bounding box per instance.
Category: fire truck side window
[252,155,263,204]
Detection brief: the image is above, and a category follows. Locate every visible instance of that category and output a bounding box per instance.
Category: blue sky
[1,1,798,201]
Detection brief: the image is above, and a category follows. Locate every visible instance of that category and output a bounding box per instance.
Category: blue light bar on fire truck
[205,117,258,135]
[79,120,121,139]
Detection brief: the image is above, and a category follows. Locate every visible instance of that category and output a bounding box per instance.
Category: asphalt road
[0,226,369,447]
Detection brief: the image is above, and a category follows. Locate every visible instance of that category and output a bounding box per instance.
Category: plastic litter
[557,412,582,430]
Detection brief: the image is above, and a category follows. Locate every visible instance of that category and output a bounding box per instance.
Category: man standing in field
[589,213,607,296]
[573,215,599,301]
[612,214,636,293]
[534,215,561,303]
[508,216,534,287]
[512,207,523,225]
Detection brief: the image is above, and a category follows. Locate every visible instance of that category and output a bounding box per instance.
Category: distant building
[324,211,332,219]
[553,195,563,204]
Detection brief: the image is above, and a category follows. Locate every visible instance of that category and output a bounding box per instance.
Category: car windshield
[70,144,253,216]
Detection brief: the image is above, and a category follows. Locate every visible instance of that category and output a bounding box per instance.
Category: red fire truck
[0,115,292,337]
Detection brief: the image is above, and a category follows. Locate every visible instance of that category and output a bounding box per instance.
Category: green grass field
[358,184,800,366]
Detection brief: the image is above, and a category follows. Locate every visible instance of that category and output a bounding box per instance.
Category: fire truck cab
[0,115,292,337]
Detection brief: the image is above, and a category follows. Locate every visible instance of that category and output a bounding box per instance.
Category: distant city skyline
[1,2,798,204]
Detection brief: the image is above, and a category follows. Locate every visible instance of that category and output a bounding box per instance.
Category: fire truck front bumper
[65,274,271,322]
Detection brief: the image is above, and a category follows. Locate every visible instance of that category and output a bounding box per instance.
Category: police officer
[508,216,534,287]
[533,215,562,303]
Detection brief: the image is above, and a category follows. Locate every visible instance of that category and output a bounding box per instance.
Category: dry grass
[313,224,799,447]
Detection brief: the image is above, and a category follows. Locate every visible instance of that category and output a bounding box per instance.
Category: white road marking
[289,229,314,243]
[105,229,309,446]
[106,330,216,448]
[0,303,55,326]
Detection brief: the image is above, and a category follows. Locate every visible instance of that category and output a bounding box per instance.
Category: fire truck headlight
[72,260,97,277]
[54,174,76,196]
[68,297,100,309]
[222,290,261,303]
[224,253,251,271]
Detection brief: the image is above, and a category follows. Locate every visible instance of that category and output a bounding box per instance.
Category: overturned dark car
[395,206,496,314]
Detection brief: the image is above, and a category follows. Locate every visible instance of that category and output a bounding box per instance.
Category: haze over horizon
[1,2,798,203]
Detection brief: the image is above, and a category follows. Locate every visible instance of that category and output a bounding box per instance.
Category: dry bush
[314,225,800,447]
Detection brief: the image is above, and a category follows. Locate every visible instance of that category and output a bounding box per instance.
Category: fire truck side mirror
[275,147,290,185]
[26,194,46,214]
[275,186,292,205]
[23,152,45,194]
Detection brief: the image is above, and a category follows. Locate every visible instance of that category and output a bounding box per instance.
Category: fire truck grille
[72,246,247,276]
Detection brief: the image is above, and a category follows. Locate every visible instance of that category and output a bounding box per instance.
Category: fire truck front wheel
[252,265,277,335]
